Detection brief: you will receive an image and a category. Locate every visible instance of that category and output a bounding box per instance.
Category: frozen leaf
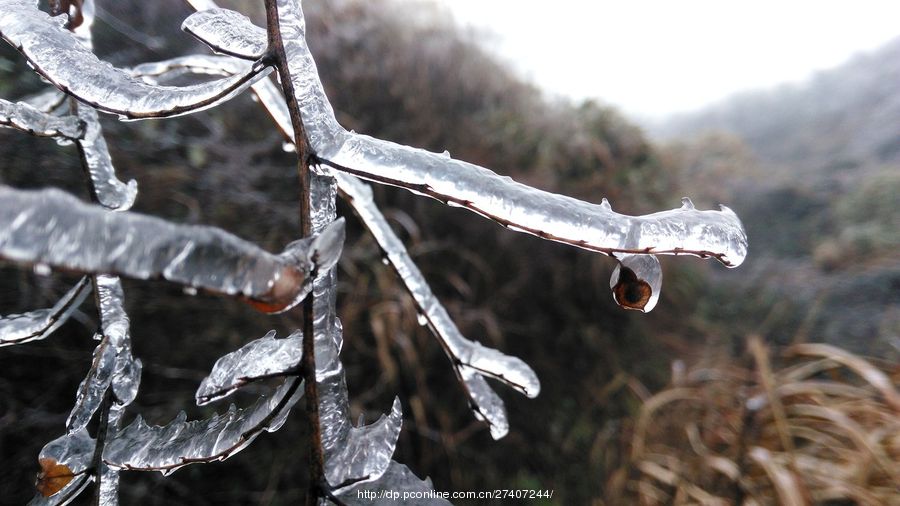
[0,97,84,139]
[211,1,747,266]
[0,185,344,313]
[196,329,302,405]
[182,8,266,60]
[337,461,452,505]
[610,253,662,312]
[0,0,271,119]
[29,429,94,505]
[104,379,302,472]
[36,459,75,498]
[0,276,90,347]
[74,102,137,211]
[66,333,116,433]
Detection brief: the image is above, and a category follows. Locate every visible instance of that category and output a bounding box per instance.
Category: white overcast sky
[433,0,900,119]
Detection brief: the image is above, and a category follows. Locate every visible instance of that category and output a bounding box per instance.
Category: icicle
[610,253,662,312]
[0,185,344,313]
[0,277,90,347]
[195,329,303,405]
[0,98,85,140]
[0,0,272,119]
[103,379,303,472]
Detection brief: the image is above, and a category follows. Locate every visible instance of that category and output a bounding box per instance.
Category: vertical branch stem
[262,1,325,503]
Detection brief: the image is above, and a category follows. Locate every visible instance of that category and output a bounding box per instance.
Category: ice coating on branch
[74,102,137,210]
[0,98,84,139]
[196,329,302,405]
[610,253,662,312]
[104,379,302,472]
[340,174,537,438]
[0,185,344,312]
[28,429,94,505]
[0,277,89,346]
[338,461,452,505]
[246,70,536,437]
[308,171,403,487]
[22,88,66,113]
[248,0,747,267]
[182,8,266,60]
[130,55,252,80]
[0,0,271,119]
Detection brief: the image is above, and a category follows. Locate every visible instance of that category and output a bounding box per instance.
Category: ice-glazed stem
[0,0,271,119]
[0,185,344,314]
[181,3,748,267]
[0,277,90,347]
[0,97,85,139]
[73,101,138,211]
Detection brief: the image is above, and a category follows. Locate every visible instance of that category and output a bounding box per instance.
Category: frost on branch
[103,379,303,473]
[0,97,84,140]
[0,0,271,119]
[0,185,345,313]
[0,277,90,347]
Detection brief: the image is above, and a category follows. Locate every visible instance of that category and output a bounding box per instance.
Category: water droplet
[416,313,428,326]
[282,141,296,153]
[440,150,451,159]
[182,286,198,296]
[34,263,51,276]
[381,257,389,266]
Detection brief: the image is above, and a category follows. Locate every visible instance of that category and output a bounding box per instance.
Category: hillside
[653,37,900,358]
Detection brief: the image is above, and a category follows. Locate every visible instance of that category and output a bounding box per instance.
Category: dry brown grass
[605,337,900,505]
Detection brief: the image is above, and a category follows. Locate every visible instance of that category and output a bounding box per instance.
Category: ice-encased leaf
[610,253,662,313]
[337,461,452,506]
[66,334,116,433]
[0,276,90,347]
[328,397,403,489]
[28,429,94,505]
[74,102,137,211]
[0,0,271,119]
[210,0,747,267]
[0,97,84,139]
[0,185,344,313]
[103,379,302,472]
[182,8,266,60]
[196,329,302,405]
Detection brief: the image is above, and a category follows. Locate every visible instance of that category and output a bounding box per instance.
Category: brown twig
[262,1,326,504]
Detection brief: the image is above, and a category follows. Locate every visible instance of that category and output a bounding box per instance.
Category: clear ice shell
[0,97,84,139]
[0,276,90,347]
[103,379,303,472]
[182,8,266,60]
[0,185,343,311]
[609,253,662,313]
[74,102,137,211]
[195,329,303,405]
[28,429,95,506]
[194,2,747,267]
[0,0,271,119]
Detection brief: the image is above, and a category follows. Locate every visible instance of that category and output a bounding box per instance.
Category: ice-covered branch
[182,8,265,60]
[102,379,303,472]
[0,277,90,347]
[0,0,271,119]
[183,3,748,267]
[0,98,84,140]
[0,185,345,313]
[29,430,94,505]
[74,102,137,211]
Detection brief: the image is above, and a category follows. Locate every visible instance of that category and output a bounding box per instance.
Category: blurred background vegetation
[0,0,897,504]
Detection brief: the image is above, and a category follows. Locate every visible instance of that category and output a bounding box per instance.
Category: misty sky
[435,0,900,119]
